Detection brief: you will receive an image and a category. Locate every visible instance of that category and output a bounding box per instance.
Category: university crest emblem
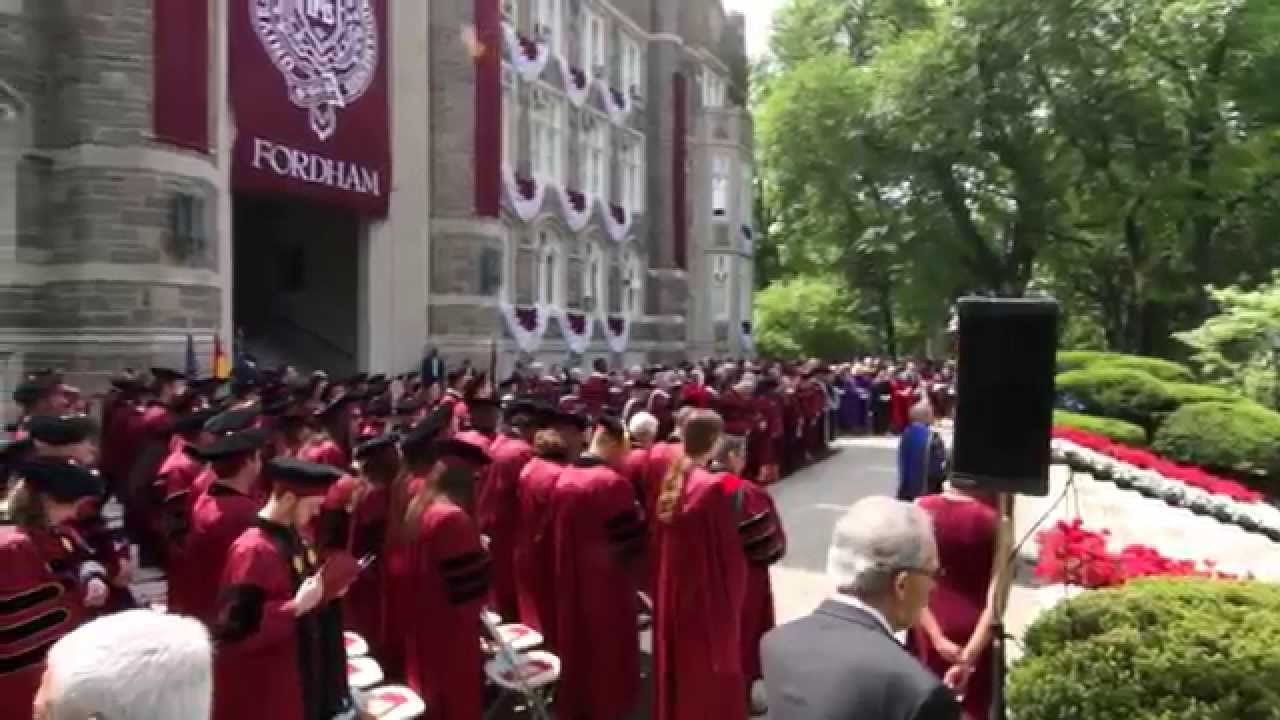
[252,0,379,141]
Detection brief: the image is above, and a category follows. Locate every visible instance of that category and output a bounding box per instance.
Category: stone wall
[0,282,219,331]
[21,166,216,268]
[0,0,225,396]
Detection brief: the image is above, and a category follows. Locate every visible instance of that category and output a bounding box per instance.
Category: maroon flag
[154,0,210,152]
[229,0,391,216]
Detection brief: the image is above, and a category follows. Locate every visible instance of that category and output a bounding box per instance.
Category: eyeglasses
[896,565,945,580]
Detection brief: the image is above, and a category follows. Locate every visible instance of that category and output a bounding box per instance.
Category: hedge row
[1153,401,1280,496]
[1053,410,1147,446]
[1054,351,1280,496]
[1009,579,1280,720]
[1056,367,1176,432]
[1056,351,1195,383]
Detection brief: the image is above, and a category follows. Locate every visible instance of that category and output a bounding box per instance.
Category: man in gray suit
[761,496,962,720]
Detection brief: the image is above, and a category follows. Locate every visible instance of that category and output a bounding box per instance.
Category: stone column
[360,0,431,374]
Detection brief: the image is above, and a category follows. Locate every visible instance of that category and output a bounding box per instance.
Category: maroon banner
[672,72,688,270]
[230,0,391,216]
[154,0,210,152]
[474,0,503,217]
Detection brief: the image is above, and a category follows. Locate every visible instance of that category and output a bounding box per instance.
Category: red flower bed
[1035,518,1238,588]
[1053,426,1262,503]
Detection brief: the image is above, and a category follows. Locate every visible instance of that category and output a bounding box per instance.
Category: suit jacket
[761,599,962,720]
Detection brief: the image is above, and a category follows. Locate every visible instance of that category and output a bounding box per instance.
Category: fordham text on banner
[251,137,383,198]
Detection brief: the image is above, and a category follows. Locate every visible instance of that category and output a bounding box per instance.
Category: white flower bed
[1051,438,1280,542]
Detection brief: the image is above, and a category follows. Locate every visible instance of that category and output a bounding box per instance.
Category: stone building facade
[429,0,755,369]
[0,0,752,422]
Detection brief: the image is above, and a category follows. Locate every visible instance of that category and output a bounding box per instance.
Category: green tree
[1174,271,1280,408]
[755,0,1280,358]
[754,276,874,360]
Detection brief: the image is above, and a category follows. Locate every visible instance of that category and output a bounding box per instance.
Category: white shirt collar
[830,593,906,644]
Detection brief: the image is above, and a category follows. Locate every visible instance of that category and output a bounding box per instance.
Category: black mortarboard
[264,457,343,497]
[367,374,388,386]
[394,397,424,416]
[552,410,590,431]
[193,428,269,462]
[354,433,399,461]
[173,407,220,434]
[467,396,501,411]
[319,392,365,419]
[428,438,492,467]
[399,408,450,455]
[262,395,298,417]
[505,397,551,422]
[0,435,34,465]
[204,407,260,436]
[12,380,56,407]
[110,375,146,394]
[26,415,97,447]
[150,367,186,383]
[365,399,392,418]
[17,458,104,502]
[629,379,654,390]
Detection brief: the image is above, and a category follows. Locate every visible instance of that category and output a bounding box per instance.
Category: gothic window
[607,253,623,315]
[619,134,645,211]
[710,255,730,320]
[583,241,604,312]
[535,0,564,56]
[530,89,566,184]
[619,34,645,100]
[623,252,643,317]
[711,155,731,217]
[580,114,610,197]
[702,68,726,108]
[537,228,563,306]
[582,8,607,76]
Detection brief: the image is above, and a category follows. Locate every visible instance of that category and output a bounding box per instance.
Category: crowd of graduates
[0,354,849,719]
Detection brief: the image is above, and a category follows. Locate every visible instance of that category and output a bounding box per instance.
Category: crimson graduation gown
[512,454,567,637]
[548,455,646,720]
[213,519,352,720]
[0,526,90,713]
[167,482,258,626]
[719,472,787,685]
[477,432,532,620]
[651,466,749,720]
[385,498,489,720]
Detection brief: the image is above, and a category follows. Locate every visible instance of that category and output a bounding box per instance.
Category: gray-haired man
[761,496,961,720]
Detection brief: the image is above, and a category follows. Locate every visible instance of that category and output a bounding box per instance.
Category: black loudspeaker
[951,297,1059,496]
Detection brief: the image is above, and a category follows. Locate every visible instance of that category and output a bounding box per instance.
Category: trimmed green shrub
[1153,401,1280,495]
[1056,367,1177,430]
[1056,351,1194,383]
[1009,579,1280,720]
[1163,381,1242,409]
[1053,410,1147,446]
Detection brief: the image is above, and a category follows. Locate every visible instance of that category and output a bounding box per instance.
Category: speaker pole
[990,492,1015,720]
